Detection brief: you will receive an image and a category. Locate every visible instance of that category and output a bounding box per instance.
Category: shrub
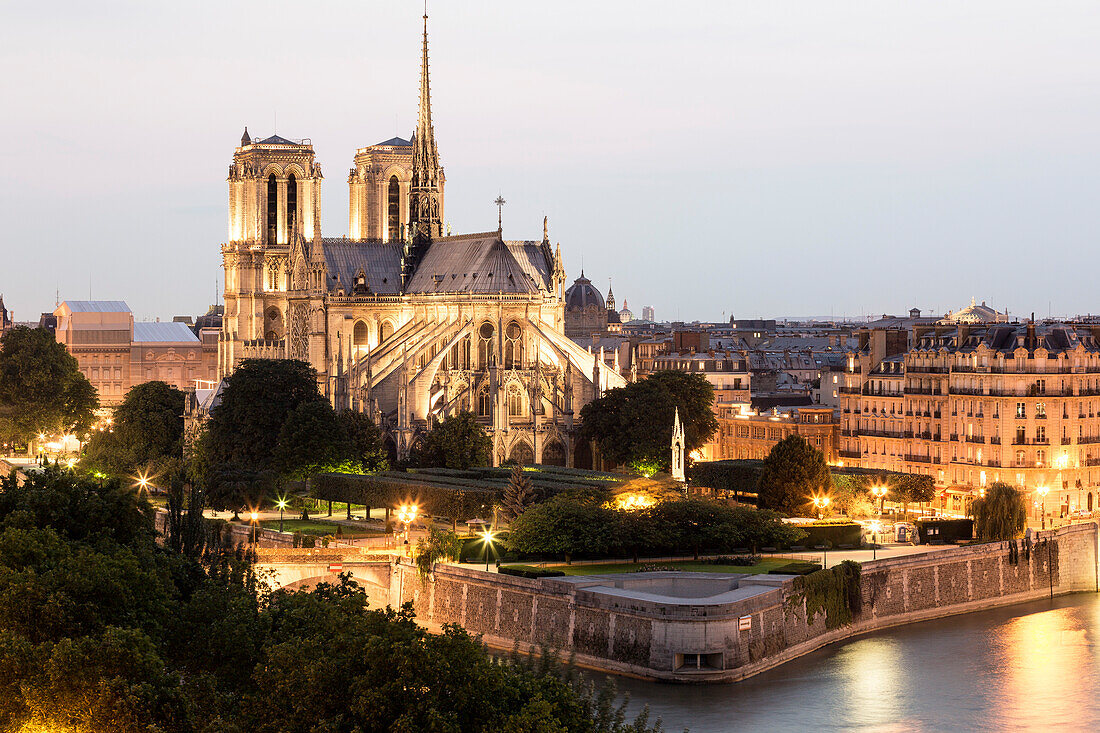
[769,562,822,576]
[799,523,862,549]
[498,565,566,579]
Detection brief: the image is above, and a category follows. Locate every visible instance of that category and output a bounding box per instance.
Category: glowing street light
[869,520,882,561]
[811,495,831,520]
[1036,485,1049,530]
[276,497,288,533]
[481,529,497,571]
[133,470,154,496]
[396,504,419,556]
[871,485,888,516]
[249,510,260,545]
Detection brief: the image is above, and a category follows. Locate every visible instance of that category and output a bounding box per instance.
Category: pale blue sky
[3,1,1099,322]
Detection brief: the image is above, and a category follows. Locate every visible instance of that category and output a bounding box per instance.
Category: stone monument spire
[409,8,443,241]
[671,407,686,482]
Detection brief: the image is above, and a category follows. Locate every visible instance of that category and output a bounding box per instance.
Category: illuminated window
[286,173,297,238]
[387,176,400,241]
[266,174,277,244]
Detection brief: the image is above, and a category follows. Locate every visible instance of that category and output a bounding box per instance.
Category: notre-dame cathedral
[218,13,624,467]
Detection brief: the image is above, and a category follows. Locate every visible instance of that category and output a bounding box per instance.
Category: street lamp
[396,504,419,556]
[812,495,831,520]
[276,498,288,534]
[249,510,259,545]
[1036,485,1049,530]
[481,529,497,571]
[871,485,888,516]
[869,520,882,561]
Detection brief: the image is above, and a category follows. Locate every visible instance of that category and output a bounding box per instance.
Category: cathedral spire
[409,7,443,242]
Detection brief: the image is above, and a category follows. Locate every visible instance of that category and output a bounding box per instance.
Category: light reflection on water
[599,594,1100,733]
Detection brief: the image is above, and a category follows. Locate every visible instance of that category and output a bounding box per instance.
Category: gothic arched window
[379,320,394,345]
[353,321,369,354]
[507,384,524,417]
[387,176,400,241]
[266,174,278,244]
[504,321,523,369]
[286,173,298,238]
[478,322,495,369]
[477,385,492,417]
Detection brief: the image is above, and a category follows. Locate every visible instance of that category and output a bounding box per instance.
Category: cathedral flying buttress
[217,11,623,467]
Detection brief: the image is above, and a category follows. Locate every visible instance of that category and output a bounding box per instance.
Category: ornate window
[477,385,492,417]
[478,322,495,369]
[353,321,369,354]
[286,173,298,238]
[504,321,523,369]
[507,384,525,417]
[387,176,400,241]
[379,321,394,345]
[266,174,278,244]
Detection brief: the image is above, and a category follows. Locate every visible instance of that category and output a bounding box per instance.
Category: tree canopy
[411,410,492,469]
[970,482,1027,541]
[272,399,358,480]
[82,380,185,477]
[205,359,321,471]
[0,468,662,732]
[0,326,98,446]
[579,370,718,470]
[756,434,831,515]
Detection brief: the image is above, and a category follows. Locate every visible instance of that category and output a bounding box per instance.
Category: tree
[507,496,619,562]
[204,359,321,472]
[970,482,1026,540]
[501,464,536,520]
[337,409,388,472]
[892,474,936,515]
[579,370,717,470]
[0,326,98,446]
[82,380,185,477]
[272,399,357,480]
[757,435,831,515]
[415,527,465,576]
[412,411,492,469]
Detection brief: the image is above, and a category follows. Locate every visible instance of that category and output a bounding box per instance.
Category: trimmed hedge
[769,562,822,575]
[915,518,973,544]
[499,565,566,579]
[798,523,862,549]
[686,460,762,498]
[311,472,496,522]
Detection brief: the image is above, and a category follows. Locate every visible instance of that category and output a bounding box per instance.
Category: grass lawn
[257,519,383,538]
[506,558,791,576]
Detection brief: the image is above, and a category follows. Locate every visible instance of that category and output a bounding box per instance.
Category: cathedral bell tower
[406,11,445,257]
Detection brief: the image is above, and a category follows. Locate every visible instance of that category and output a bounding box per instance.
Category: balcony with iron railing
[839,449,862,459]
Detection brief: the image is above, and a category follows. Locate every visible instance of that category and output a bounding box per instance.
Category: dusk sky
[4,1,1100,323]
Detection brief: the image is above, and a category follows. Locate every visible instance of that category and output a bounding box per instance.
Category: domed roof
[564,272,605,311]
[943,298,1002,324]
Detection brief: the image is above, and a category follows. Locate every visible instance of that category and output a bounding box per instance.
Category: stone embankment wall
[386,523,1099,683]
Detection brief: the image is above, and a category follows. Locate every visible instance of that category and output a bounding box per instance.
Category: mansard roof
[405,233,550,294]
[319,239,404,295]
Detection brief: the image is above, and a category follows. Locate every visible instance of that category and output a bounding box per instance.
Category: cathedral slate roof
[320,239,404,295]
[564,274,604,311]
[375,136,412,147]
[405,233,551,294]
[133,322,200,343]
[258,134,301,146]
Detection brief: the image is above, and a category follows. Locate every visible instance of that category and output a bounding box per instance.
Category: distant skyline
[4,1,1100,322]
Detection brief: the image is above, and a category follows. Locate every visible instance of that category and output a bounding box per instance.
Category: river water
[608,593,1100,732]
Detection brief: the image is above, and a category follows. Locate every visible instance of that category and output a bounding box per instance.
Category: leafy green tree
[272,399,357,480]
[337,409,388,472]
[507,496,619,562]
[415,527,465,576]
[580,370,717,470]
[893,474,936,515]
[205,358,321,472]
[412,410,492,469]
[970,482,1026,540]
[757,435,831,515]
[82,380,185,477]
[502,464,536,520]
[0,326,98,446]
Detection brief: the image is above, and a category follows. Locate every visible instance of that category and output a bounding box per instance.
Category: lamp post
[869,520,881,561]
[482,529,497,571]
[276,498,288,534]
[871,485,888,517]
[396,504,419,557]
[249,510,259,545]
[1036,485,1049,530]
[812,495,831,520]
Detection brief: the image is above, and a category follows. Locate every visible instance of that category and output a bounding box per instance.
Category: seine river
[610,593,1100,732]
